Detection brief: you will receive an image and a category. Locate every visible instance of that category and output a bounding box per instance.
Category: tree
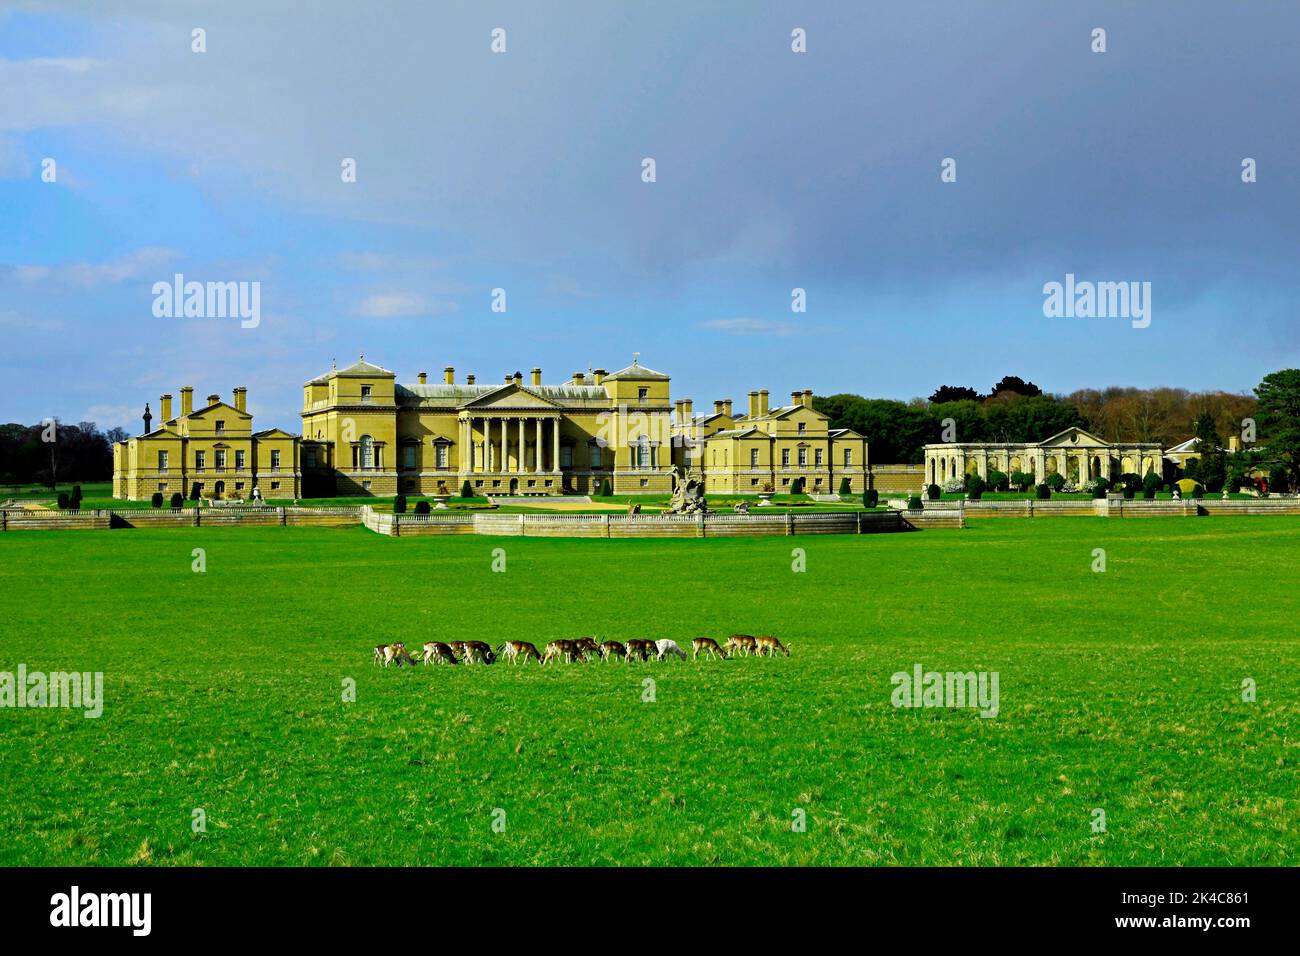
[460,479,474,498]
[1191,411,1226,491]
[393,494,407,514]
[928,385,981,404]
[990,376,1042,398]
[1255,369,1300,487]
[838,477,851,495]
[170,492,184,509]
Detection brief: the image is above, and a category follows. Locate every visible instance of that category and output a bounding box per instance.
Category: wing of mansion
[112,356,870,500]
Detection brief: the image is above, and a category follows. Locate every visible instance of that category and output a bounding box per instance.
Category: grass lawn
[0,517,1296,866]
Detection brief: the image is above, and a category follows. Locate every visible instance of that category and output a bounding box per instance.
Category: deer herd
[373,634,790,667]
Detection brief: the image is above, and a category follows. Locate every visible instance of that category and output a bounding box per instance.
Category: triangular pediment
[463,384,562,410]
[187,401,252,419]
[1038,427,1109,448]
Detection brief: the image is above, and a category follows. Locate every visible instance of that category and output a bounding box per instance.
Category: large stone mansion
[112,355,869,500]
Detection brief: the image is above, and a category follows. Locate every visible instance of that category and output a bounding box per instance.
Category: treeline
[815,378,1259,465]
[0,421,126,487]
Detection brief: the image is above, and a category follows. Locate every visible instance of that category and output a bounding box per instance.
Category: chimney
[683,399,693,420]
[466,374,475,385]
[207,393,221,407]
[513,371,523,386]
[758,389,769,417]
[418,371,427,385]
[572,371,585,385]
[531,367,542,386]
[505,374,513,383]
[713,400,724,415]
[180,386,194,417]
[674,399,685,423]
[160,393,173,422]
[594,368,606,386]
[723,399,733,417]
[791,391,801,408]
[803,389,813,408]
[444,367,454,385]
[748,390,759,418]
[233,386,247,412]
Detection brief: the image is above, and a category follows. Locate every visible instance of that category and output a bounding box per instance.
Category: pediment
[463,384,562,410]
[1038,427,1109,448]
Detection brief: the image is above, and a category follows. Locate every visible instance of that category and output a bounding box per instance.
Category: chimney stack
[713,400,724,415]
[572,371,584,386]
[791,391,801,408]
[180,386,194,417]
[531,367,542,386]
[674,399,685,423]
[683,399,693,420]
[207,393,221,407]
[723,399,733,417]
[444,367,454,385]
[758,389,769,417]
[233,386,247,413]
[160,393,173,422]
[803,389,813,408]
[594,368,606,386]
[466,374,476,385]
[505,374,513,383]
[418,371,427,385]
[747,390,759,418]
[513,371,523,386]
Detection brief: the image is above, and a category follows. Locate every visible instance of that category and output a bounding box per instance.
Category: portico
[460,413,562,478]
[924,427,1165,487]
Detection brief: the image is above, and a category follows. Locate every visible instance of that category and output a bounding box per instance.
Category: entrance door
[509,477,519,494]
[213,480,225,500]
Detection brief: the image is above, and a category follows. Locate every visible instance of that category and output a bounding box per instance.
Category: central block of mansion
[112,355,869,500]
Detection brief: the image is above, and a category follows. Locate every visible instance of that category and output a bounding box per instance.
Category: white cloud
[698,317,803,337]
[355,293,457,318]
[3,247,179,289]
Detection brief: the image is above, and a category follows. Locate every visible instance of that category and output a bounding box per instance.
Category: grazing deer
[754,635,790,657]
[373,645,387,666]
[382,642,415,667]
[725,634,758,658]
[462,640,496,665]
[691,637,727,661]
[541,639,582,665]
[497,640,542,665]
[624,639,656,662]
[422,641,458,665]
[655,639,687,661]
[448,641,471,662]
[599,640,627,662]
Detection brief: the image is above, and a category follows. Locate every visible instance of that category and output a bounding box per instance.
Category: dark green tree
[1255,369,1300,487]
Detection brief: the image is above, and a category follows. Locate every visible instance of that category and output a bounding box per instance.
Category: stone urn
[431,494,451,510]
[757,490,775,507]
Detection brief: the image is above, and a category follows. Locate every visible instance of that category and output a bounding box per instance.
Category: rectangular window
[270,481,280,490]
[815,449,823,467]
[235,450,246,470]
[271,449,281,469]
[843,448,852,467]
[798,448,808,467]
[798,422,806,434]
[635,441,650,468]
[750,448,759,467]
[215,450,227,470]
[782,448,790,467]
[361,385,372,403]
[638,387,649,402]
[590,444,602,468]
[403,446,416,469]
[196,451,206,470]
[304,449,316,468]
[215,420,225,434]
[436,445,448,468]
[561,445,573,468]
[158,450,169,472]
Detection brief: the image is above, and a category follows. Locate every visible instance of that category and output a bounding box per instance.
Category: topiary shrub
[170,492,184,509]
[863,488,879,508]
[986,468,1008,491]
[1035,483,1051,500]
[414,500,431,514]
[1142,472,1160,499]
[838,477,851,496]
[1268,467,1289,494]
[1046,472,1066,491]
[393,494,407,514]
[460,479,474,499]
[790,477,805,494]
[600,478,612,497]
[150,492,163,508]
[942,476,965,494]
[926,483,941,501]
[190,482,202,501]
[907,494,923,510]
[965,474,986,500]
[1009,470,1033,492]
[71,484,82,507]
[1090,477,1110,499]
[1123,483,1135,500]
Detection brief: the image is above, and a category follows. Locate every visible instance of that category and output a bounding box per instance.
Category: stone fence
[0,506,362,532]
[920,497,1300,518]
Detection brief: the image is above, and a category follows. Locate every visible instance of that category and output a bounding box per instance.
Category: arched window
[360,434,374,469]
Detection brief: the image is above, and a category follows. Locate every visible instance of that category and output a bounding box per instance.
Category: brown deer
[462,640,496,664]
[496,640,542,665]
[599,640,627,662]
[449,641,469,662]
[725,634,758,658]
[372,645,387,666]
[541,639,582,665]
[625,639,657,662]
[382,642,415,667]
[691,637,727,661]
[422,641,458,665]
[754,635,790,657]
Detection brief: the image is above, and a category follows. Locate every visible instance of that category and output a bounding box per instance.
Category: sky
[1,0,1298,434]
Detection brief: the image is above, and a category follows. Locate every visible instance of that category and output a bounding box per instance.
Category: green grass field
[1,518,1296,866]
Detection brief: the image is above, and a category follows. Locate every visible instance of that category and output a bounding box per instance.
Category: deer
[691,637,727,661]
[381,642,415,667]
[573,637,602,660]
[599,640,627,662]
[461,640,496,665]
[655,639,687,661]
[541,639,582,665]
[422,641,458,665]
[624,639,657,662]
[725,634,758,658]
[754,635,790,657]
[373,645,387,666]
[496,640,542,665]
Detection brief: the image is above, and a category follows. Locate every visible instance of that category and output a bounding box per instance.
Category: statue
[666,468,708,514]
[733,500,751,514]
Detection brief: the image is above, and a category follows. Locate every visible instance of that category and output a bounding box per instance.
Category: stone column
[499,418,508,474]
[552,418,561,473]
[481,418,489,473]
[535,418,543,473]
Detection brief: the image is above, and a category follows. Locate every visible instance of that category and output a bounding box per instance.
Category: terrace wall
[1,506,362,532]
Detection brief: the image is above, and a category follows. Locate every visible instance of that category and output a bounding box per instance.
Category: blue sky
[2,1,1297,433]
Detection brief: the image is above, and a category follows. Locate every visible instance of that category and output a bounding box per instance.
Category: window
[235,482,244,491]
[271,449,281,470]
[361,385,372,403]
[196,450,206,471]
[750,448,759,468]
[798,448,807,467]
[304,449,316,468]
[589,443,602,468]
[362,480,372,491]
[403,446,416,469]
[157,483,167,492]
[215,449,227,470]
[270,481,280,491]
[814,449,823,467]
[798,422,806,435]
[235,450,246,470]
[843,448,852,467]
[634,437,651,469]
[436,445,448,468]
[215,420,226,435]
[561,445,573,468]
[360,435,374,469]
[157,450,169,472]
[638,387,649,403]
[782,448,790,467]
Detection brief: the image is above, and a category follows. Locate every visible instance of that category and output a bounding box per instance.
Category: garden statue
[666,474,708,514]
[733,500,751,514]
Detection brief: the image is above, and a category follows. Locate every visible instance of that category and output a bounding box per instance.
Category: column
[552,418,561,473]
[535,418,543,473]
[518,418,526,473]
[480,418,489,473]
[499,418,507,474]
[459,418,468,473]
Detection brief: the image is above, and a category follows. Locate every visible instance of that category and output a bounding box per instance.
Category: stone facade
[923,427,1163,487]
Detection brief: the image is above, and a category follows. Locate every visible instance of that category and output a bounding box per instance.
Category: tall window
[750,448,759,468]
[638,387,649,403]
[561,445,573,468]
[635,437,650,469]
[589,442,602,468]
[361,385,372,403]
[814,449,823,467]
[403,446,416,469]
[157,450,169,472]
[271,449,281,469]
[798,422,806,435]
[360,435,374,469]
[235,450,246,470]
[196,450,206,470]
[843,448,852,467]
[798,448,807,467]
[215,449,227,470]
[303,449,315,469]
[781,448,790,467]
[436,445,448,468]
